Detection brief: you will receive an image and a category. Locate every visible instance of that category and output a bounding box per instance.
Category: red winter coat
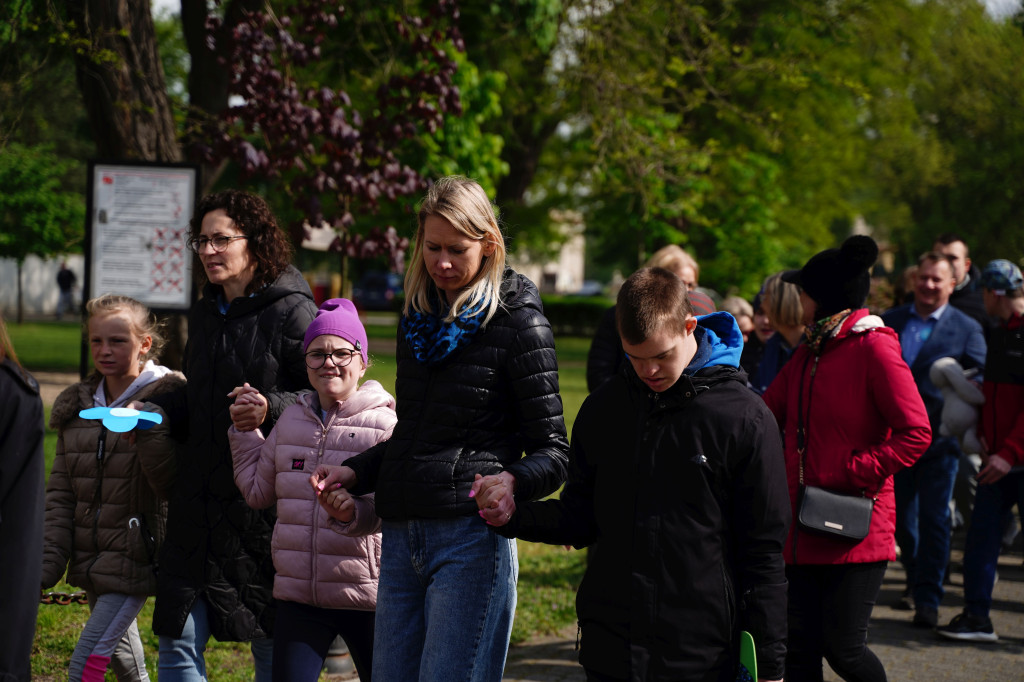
[763,309,931,565]
[981,314,1024,466]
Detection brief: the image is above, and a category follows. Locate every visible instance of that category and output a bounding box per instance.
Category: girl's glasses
[304,349,360,369]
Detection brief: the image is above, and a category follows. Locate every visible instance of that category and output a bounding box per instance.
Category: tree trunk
[64,0,187,366]
[16,260,23,325]
[64,0,182,162]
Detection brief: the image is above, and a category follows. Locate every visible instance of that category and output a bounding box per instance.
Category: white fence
[0,255,85,318]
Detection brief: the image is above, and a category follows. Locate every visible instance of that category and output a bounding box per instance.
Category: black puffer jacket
[347,269,569,518]
[150,266,316,641]
[501,316,790,681]
[0,360,44,682]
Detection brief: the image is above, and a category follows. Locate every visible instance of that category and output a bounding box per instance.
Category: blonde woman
[749,272,806,395]
[312,176,569,681]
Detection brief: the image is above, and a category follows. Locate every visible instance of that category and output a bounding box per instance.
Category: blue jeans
[894,437,960,610]
[373,517,518,682]
[962,471,1024,618]
[157,596,273,682]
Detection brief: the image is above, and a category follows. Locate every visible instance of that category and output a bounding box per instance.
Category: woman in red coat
[763,235,931,682]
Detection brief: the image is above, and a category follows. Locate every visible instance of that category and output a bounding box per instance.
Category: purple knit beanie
[302,298,368,365]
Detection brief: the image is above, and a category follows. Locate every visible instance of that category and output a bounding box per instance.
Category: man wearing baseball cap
[938,259,1024,641]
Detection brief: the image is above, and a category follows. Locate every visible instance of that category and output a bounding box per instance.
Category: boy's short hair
[616,267,693,345]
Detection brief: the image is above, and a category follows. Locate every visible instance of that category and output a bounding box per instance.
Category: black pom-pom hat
[781,235,879,318]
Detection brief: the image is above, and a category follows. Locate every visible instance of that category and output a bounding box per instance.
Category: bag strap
[796,351,878,501]
[796,352,819,487]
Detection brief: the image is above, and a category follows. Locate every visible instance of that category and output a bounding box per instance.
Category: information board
[86,161,199,311]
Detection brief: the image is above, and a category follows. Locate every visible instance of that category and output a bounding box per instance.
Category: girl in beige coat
[43,296,183,682]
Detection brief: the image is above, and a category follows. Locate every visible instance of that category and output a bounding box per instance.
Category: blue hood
[684,311,743,374]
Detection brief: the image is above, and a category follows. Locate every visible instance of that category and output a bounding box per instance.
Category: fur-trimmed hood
[50,371,186,430]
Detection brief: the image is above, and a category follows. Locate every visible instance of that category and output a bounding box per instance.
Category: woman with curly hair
[145,190,317,681]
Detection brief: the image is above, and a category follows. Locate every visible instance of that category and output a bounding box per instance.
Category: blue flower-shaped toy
[78,407,163,433]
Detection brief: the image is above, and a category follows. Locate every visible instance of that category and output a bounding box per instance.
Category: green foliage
[540,295,614,336]
[153,6,189,126]
[539,0,1024,293]
[0,143,84,263]
[892,0,1024,264]
[0,0,94,167]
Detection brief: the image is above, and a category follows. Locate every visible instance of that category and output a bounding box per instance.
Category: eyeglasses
[186,235,249,254]
[304,349,360,369]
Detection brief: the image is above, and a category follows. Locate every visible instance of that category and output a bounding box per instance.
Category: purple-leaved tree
[191,0,465,272]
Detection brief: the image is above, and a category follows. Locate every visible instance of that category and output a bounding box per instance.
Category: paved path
[503,535,1024,681]
[33,370,81,405]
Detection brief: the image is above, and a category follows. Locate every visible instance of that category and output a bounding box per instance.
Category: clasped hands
[310,464,358,523]
[470,471,516,527]
[228,383,268,432]
[307,466,517,527]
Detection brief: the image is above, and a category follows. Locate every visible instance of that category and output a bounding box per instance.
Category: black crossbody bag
[795,353,875,542]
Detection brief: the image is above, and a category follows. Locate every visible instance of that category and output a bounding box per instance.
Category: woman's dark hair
[189,190,294,294]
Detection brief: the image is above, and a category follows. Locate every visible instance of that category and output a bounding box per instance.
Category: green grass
[8,321,84,372]
[23,317,592,678]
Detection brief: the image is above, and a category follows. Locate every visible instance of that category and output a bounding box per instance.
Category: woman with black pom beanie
[763,235,932,681]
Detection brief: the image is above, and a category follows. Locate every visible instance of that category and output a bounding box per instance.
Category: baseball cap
[981,260,1023,295]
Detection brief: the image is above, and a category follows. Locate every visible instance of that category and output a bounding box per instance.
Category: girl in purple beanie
[228,298,396,681]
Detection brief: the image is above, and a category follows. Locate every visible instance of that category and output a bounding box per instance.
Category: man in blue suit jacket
[882,252,987,629]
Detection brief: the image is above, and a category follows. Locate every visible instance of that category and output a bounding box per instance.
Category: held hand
[120,401,148,446]
[977,453,1012,485]
[470,472,517,526]
[320,487,356,522]
[227,383,268,431]
[310,464,357,495]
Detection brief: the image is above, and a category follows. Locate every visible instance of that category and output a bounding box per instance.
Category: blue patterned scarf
[401,294,488,366]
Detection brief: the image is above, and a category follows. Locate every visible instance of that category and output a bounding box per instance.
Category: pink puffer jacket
[229,381,396,611]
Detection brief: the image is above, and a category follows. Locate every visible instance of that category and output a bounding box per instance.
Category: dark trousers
[272,600,375,682]
[785,562,888,682]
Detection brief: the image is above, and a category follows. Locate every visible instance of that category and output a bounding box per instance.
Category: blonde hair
[761,273,804,328]
[645,245,699,282]
[720,295,753,320]
[85,295,165,364]
[0,316,21,367]
[404,176,507,325]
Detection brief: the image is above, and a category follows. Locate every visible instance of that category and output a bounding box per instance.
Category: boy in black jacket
[474,267,790,681]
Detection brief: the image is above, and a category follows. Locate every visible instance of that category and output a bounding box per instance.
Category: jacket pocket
[367,534,381,581]
[127,515,159,574]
